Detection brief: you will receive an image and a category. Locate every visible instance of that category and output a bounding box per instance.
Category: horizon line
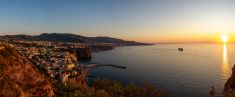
[1,32,232,44]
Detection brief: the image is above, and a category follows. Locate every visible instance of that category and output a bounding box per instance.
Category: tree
[209,86,216,97]
[95,89,110,97]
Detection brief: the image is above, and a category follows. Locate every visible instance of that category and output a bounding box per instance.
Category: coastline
[79,64,127,84]
[90,43,154,52]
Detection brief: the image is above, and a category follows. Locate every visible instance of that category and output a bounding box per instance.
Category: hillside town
[0,39,89,83]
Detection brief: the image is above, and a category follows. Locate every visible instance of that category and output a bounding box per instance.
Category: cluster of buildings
[0,39,87,81]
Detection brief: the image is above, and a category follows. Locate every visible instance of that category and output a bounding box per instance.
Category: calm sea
[87,44,235,97]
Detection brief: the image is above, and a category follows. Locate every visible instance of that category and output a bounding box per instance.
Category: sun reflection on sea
[221,43,230,80]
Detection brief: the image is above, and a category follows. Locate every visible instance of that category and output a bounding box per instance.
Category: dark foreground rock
[223,64,235,97]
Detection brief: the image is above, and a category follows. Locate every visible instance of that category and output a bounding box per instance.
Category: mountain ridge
[1,33,152,46]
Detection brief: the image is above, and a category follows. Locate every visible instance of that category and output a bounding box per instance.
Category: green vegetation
[57,78,235,97]
[56,77,169,97]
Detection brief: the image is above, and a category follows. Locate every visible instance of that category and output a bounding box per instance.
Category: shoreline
[79,64,127,84]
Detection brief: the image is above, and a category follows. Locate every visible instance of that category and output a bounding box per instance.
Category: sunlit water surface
[87,44,235,97]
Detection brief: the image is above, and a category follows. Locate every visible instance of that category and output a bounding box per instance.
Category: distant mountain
[1,33,152,45]
[36,33,90,43]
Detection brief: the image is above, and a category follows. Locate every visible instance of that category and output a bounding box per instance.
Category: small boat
[178,48,183,51]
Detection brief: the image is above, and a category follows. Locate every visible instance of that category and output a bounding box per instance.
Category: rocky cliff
[74,47,92,61]
[223,64,235,96]
[0,46,54,97]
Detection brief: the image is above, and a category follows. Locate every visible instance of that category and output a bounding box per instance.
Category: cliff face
[75,47,92,61]
[223,64,235,96]
[0,46,54,97]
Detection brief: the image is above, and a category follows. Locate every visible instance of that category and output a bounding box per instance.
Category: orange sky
[125,32,235,43]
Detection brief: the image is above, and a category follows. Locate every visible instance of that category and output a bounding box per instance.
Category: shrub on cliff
[56,77,169,97]
[94,78,169,97]
[0,46,18,57]
[0,75,21,97]
[95,89,110,97]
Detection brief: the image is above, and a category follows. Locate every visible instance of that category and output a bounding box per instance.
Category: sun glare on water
[221,34,229,43]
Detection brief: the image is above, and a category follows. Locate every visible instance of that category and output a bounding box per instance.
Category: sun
[221,34,229,43]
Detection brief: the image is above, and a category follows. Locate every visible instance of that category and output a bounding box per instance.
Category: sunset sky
[0,0,235,43]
